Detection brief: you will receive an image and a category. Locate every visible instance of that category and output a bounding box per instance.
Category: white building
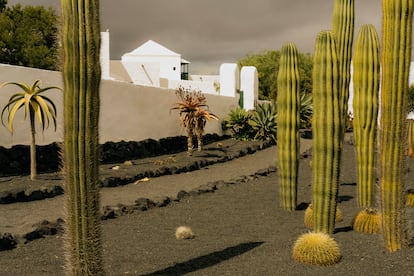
[100,31,258,108]
[120,40,189,87]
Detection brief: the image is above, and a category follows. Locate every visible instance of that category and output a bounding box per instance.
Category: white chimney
[100,30,110,80]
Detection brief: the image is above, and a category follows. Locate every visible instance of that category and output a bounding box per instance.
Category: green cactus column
[352,24,380,208]
[332,0,354,132]
[312,31,341,235]
[380,0,413,252]
[61,0,104,274]
[277,42,301,211]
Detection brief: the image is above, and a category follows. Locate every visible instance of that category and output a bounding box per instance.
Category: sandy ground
[0,137,414,275]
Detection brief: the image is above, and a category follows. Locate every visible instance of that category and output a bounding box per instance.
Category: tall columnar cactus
[352,24,380,208]
[292,31,341,266]
[311,31,341,235]
[61,0,104,274]
[276,42,301,211]
[332,0,354,132]
[380,0,413,252]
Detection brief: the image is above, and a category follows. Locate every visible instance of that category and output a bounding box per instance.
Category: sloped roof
[123,40,180,57]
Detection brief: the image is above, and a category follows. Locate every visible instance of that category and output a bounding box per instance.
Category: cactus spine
[352,24,380,208]
[332,0,354,133]
[380,0,413,252]
[311,31,341,235]
[61,0,104,274]
[277,42,300,211]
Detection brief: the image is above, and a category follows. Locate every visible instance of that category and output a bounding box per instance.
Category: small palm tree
[1,80,60,180]
[171,86,217,156]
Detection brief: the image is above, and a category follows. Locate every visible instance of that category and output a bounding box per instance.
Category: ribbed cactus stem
[332,0,354,130]
[312,31,341,235]
[352,24,380,208]
[61,0,104,274]
[277,42,301,211]
[380,0,413,252]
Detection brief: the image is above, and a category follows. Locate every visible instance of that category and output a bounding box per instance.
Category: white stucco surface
[240,66,258,110]
[219,63,239,97]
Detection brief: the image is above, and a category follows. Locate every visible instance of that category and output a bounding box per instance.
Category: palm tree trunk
[29,110,37,181]
[187,127,194,156]
[197,131,203,152]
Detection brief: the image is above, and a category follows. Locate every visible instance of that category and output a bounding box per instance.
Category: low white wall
[0,64,238,148]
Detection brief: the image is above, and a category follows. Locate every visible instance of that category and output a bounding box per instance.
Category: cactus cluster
[61,0,104,274]
[380,0,413,252]
[277,42,301,211]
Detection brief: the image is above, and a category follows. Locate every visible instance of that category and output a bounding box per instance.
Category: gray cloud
[6,0,405,74]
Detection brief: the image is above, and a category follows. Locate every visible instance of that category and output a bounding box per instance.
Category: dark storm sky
[8,0,390,74]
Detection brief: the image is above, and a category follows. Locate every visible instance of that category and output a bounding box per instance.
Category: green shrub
[222,107,255,141]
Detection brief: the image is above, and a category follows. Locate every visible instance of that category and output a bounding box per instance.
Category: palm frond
[0,79,60,134]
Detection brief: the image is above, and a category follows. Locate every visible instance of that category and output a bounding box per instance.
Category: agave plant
[1,80,60,180]
[248,101,277,143]
[171,86,217,155]
[299,92,313,129]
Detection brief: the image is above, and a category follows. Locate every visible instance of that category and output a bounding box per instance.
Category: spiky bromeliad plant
[0,80,60,180]
[353,24,380,208]
[61,0,104,274]
[171,86,217,156]
[380,0,413,252]
[293,31,341,266]
[276,42,300,211]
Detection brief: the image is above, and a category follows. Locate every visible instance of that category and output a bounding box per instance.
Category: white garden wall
[0,64,239,148]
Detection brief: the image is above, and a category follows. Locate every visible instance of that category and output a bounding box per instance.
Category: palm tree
[1,80,60,180]
[171,86,217,156]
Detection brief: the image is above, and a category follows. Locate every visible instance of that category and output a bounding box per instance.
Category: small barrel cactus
[292,232,341,266]
[304,204,343,230]
[353,208,381,234]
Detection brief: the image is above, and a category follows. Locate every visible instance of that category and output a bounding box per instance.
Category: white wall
[240,66,258,110]
[100,31,111,80]
[219,63,240,97]
[168,79,218,95]
[0,64,238,148]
